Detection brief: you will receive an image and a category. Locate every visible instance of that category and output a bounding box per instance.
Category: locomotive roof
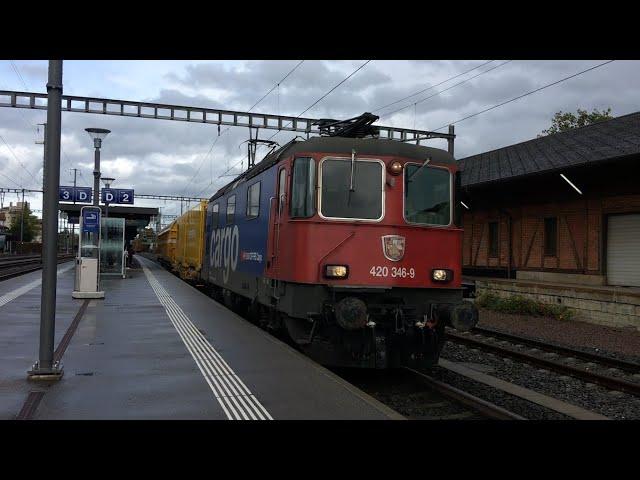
[211,136,455,200]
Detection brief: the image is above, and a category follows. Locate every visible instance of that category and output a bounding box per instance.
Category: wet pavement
[0,258,397,420]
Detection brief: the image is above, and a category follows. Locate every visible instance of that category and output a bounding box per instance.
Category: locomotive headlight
[388,161,403,176]
[432,269,452,282]
[325,265,349,279]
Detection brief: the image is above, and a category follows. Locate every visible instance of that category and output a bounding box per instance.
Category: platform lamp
[85,128,111,208]
[101,177,115,219]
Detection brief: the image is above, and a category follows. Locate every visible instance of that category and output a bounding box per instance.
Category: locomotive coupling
[436,302,479,332]
[335,297,369,330]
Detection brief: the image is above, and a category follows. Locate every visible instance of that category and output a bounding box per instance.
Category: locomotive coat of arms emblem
[381,235,405,261]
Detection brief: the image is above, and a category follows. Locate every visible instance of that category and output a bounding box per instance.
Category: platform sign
[117,189,134,205]
[82,207,101,233]
[100,188,134,205]
[59,186,93,203]
[74,187,93,203]
[101,188,116,204]
[59,186,74,202]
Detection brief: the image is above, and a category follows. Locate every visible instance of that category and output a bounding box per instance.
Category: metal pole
[71,167,77,254]
[93,147,100,206]
[20,188,25,243]
[36,122,47,250]
[29,60,64,379]
[447,125,455,157]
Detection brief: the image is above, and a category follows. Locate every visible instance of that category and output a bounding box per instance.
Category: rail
[0,254,75,281]
[447,328,640,397]
[403,367,526,420]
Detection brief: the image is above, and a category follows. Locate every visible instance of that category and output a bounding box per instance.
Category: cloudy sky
[0,59,637,222]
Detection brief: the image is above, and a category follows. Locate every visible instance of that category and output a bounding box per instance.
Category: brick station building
[458,112,640,329]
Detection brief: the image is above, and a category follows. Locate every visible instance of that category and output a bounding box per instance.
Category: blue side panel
[202,201,215,281]
[203,165,277,287]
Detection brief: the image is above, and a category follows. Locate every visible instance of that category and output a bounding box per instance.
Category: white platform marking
[0,262,74,309]
[141,262,273,420]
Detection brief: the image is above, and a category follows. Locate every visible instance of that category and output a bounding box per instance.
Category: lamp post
[101,177,115,218]
[85,128,110,208]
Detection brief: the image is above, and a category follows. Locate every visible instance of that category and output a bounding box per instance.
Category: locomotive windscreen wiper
[416,201,448,214]
[408,156,431,182]
[349,149,356,192]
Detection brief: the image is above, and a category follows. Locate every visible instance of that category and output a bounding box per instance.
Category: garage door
[607,214,640,287]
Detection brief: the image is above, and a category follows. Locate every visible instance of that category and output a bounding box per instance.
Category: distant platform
[58,203,158,241]
[0,257,400,420]
[58,203,159,220]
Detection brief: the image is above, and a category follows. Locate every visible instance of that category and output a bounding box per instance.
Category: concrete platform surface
[0,257,400,420]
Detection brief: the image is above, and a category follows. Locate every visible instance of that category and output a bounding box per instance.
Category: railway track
[0,254,75,281]
[446,326,640,397]
[333,366,526,420]
[148,255,605,420]
[401,367,526,420]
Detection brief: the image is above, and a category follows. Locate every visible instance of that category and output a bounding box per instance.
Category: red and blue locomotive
[200,119,478,369]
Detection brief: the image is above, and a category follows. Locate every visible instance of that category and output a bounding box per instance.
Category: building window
[291,157,316,218]
[211,203,219,229]
[227,195,236,224]
[246,182,260,219]
[488,221,499,257]
[544,217,557,256]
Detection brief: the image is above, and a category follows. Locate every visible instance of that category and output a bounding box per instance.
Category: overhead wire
[0,169,23,188]
[379,60,513,120]
[0,132,39,188]
[180,60,306,197]
[296,60,371,119]
[247,60,304,113]
[10,61,30,91]
[429,60,616,133]
[221,60,373,180]
[7,61,70,184]
[371,60,495,113]
[263,59,372,147]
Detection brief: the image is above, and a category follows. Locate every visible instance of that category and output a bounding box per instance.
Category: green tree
[8,206,38,242]
[539,108,613,137]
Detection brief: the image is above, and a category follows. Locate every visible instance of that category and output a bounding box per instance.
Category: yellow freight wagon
[174,201,207,281]
[156,221,178,270]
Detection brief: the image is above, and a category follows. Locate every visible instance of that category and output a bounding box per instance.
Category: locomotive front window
[320,159,383,220]
[404,164,451,226]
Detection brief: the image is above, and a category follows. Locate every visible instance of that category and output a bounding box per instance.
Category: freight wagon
[174,201,207,281]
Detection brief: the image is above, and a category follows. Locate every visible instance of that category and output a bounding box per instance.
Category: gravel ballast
[476,307,640,363]
[441,341,640,420]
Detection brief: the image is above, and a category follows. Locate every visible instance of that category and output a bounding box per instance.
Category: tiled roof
[458,112,640,187]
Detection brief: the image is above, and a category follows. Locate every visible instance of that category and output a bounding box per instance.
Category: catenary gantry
[0,90,455,146]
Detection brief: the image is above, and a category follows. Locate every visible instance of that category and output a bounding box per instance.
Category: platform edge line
[141,262,271,420]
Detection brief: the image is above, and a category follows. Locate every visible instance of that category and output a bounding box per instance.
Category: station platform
[0,256,400,420]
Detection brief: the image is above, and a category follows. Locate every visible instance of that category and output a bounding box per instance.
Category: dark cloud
[1,59,638,217]
[17,64,48,84]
